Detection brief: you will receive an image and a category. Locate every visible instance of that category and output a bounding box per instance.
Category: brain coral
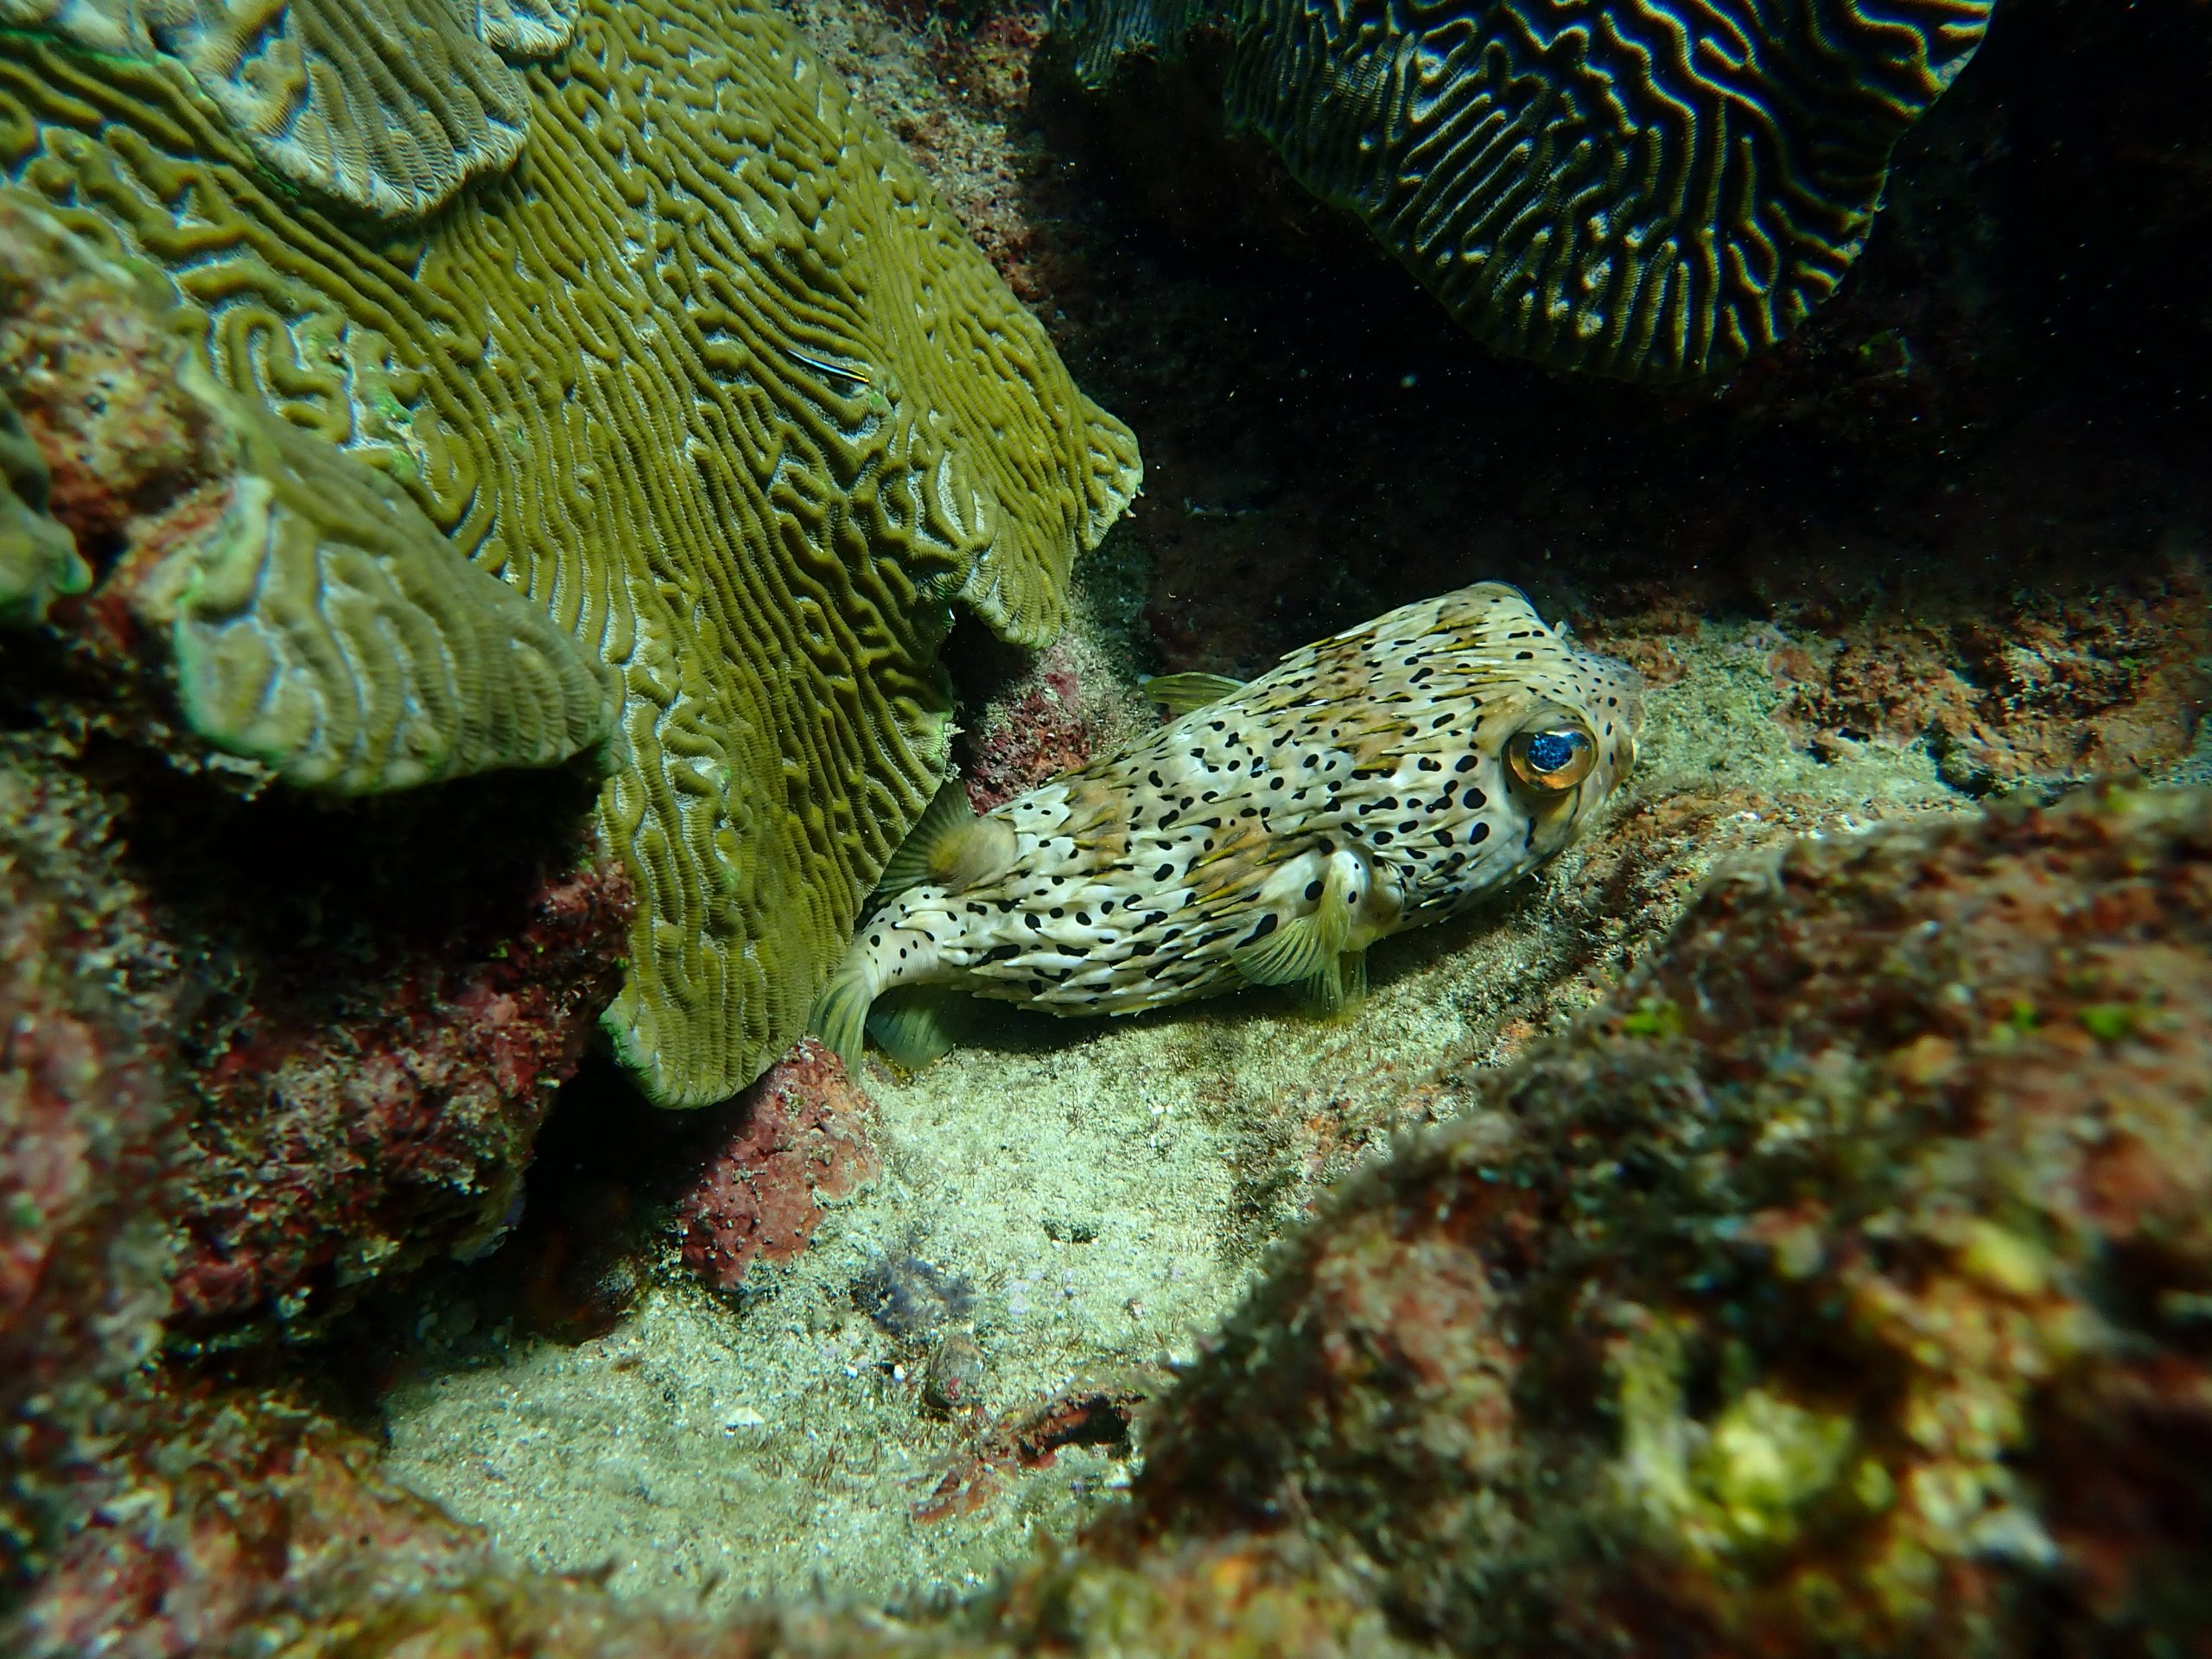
[0,0,1142,1104]
[0,0,577,218]
[1054,0,1994,379]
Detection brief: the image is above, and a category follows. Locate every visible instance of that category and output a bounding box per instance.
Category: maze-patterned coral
[1058,0,1993,379]
[0,0,1141,1103]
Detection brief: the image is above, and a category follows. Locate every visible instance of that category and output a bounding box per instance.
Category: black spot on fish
[1076,912,1091,925]
[1469,823,1491,845]
[869,934,881,946]
[1304,880,1324,900]
[1433,830,1454,847]
[986,944,1022,962]
[1515,651,1534,660]
[1244,913,1279,944]
[1050,907,1065,918]
[1026,914,1043,931]
[1154,863,1174,881]
[1147,770,1164,789]
[1417,756,1441,771]
[1373,830,1395,845]
[966,902,988,915]
[1144,912,1168,926]
[1431,713,1454,728]
[1466,788,1486,809]
[1268,778,1284,791]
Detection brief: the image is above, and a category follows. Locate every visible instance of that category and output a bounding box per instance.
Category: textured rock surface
[0,391,84,624]
[1052,0,1993,378]
[170,812,633,1335]
[16,785,2207,1655]
[0,760,177,1592]
[1115,785,2212,1653]
[0,0,1142,1103]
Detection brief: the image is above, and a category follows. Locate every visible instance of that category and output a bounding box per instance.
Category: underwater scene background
[1,0,2207,1651]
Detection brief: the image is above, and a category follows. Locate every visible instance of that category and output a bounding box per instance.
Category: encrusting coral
[0,0,1142,1103]
[1052,0,1995,379]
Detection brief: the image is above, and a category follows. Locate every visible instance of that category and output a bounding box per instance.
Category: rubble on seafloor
[4,786,2207,1654]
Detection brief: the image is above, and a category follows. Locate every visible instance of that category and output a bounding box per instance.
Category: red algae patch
[172,832,632,1333]
[674,1038,882,1293]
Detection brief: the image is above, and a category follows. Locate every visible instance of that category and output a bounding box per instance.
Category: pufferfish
[812,582,1643,1071]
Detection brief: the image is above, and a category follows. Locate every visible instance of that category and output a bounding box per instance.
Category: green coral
[1053,0,1993,380]
[0,0,1141,1103]
[170,362,623,794]
[0,0,573,219]
[0,189,620,790]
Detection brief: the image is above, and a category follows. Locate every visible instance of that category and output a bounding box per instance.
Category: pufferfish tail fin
[876,779,1018,902]
[868,984,979,1072]
[1142,671,1246,715]
[810,968,876,1078]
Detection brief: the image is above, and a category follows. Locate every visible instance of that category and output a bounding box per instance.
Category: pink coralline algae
[171,830,633,1333]
[674,1038,881,1293]
[957,634,1147,810]
[0,761,178,1589]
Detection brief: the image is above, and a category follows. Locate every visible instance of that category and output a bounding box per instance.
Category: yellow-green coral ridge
[0,0,1141,1103]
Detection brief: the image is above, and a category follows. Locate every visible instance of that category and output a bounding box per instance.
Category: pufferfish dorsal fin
[1142,671,1247,715]
[876,779,1019,900]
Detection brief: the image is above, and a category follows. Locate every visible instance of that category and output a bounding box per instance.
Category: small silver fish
[813,581,1643,1071]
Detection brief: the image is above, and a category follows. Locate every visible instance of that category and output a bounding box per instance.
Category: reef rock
[673,1037,881,1294]
[0,0,1142,1105]
[1109,784,2212,1653]
[0,761,178,1592]
[11,779,2204,1654]
[1052,0,1994,379]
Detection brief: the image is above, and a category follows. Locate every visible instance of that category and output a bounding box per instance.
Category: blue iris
[1525,729,1587,774]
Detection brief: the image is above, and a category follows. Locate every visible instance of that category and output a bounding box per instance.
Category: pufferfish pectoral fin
[1232,881,1354,996]
[868,984,978,1071]
[810,969,875,1078]
[1141,671,1247,715]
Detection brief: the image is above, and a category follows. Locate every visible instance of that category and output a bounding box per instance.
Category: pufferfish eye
[1506,721,1598,793]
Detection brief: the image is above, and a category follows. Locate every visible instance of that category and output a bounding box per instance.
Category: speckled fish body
[815,582,1642,1065]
